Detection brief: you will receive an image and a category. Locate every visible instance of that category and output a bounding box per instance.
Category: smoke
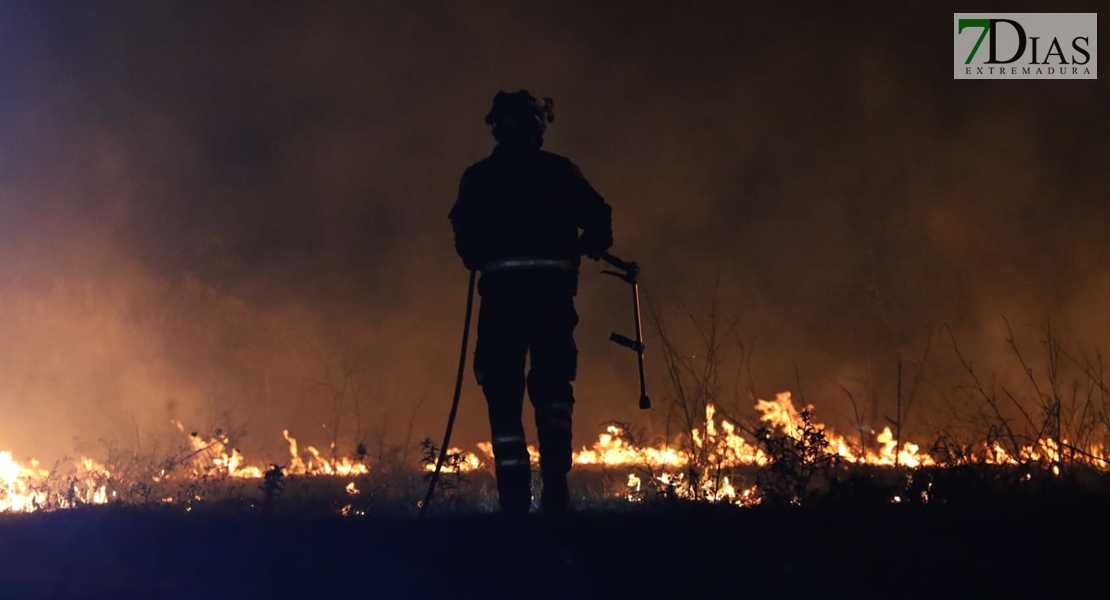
[0,1,1106,462]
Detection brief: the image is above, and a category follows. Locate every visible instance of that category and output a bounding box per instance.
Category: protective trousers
[474,290,577,514]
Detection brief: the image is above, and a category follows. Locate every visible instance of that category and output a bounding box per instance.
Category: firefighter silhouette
[448,90,613,514]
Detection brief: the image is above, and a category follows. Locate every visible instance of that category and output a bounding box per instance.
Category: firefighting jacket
[449,144,613,296]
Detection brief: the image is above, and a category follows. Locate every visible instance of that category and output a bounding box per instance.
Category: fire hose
[420,253,649,517]
[420,269,476,519]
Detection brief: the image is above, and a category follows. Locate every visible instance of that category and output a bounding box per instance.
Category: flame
[277,430,371,476]
[564,392,1107,504]
[572,393,946,471]
[2,421,372,513]
[3,391,1107,513]
[421,447,484,473]
[1,451,111,512]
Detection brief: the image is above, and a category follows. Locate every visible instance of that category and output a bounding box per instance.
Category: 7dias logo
[954,13,1097,79]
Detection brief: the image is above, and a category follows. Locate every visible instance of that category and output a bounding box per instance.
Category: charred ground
[1,492,1106,600]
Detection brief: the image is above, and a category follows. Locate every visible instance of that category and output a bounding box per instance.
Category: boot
[540,473,569,515]
[497,466,533,515]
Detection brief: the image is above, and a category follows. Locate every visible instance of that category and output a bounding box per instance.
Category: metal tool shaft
[600,252,650,410]
[630,280,649,409]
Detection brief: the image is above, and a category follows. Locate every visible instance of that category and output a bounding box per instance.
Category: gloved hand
[578,233,612,261]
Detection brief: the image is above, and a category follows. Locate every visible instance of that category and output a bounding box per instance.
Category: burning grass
[5,315,1110,515]
[4,390,1110,516]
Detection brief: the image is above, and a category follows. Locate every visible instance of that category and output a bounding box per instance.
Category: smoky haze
[0,1,1107,464]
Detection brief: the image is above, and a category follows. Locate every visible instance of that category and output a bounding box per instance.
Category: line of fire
[4,385,1107,513]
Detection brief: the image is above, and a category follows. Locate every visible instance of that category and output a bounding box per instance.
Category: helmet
[484,90,555,129]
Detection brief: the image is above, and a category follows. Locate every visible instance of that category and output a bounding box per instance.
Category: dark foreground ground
[0,497,1106,600]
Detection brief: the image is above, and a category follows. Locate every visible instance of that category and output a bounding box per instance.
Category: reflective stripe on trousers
[491,433,530,471]
[536,403,573,433]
